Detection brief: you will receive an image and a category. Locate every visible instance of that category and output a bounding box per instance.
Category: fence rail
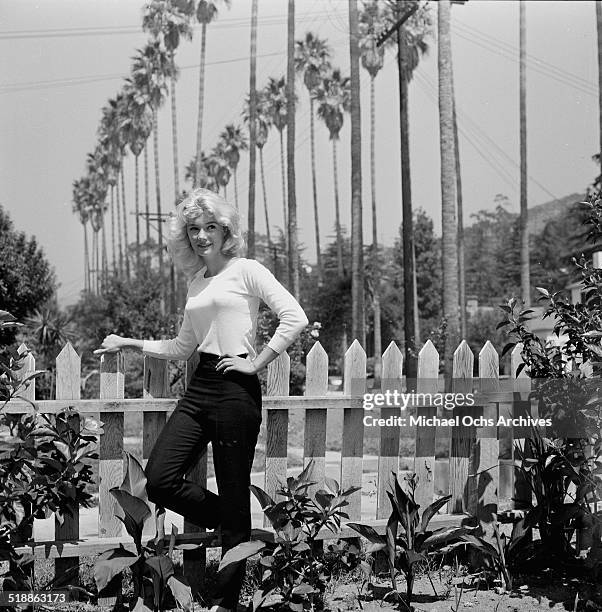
[5,338,532,590]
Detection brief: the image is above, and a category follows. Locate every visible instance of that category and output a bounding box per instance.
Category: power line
[454,20,596,92]
[0,51,285,94]
[0,11,335,40]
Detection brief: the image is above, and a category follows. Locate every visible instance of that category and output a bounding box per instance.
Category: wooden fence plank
[99,352,124,538]
[342,341,366,521]
[450,341,474,513]
[475,341,499,536]
[265,352,290,523]
[54,343,81,583]
[414,340,439,510]
[377,342,402,519]
[142,356,168,537]
[304,342,328,494]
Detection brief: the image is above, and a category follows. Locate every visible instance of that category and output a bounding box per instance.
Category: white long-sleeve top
[142,258,308,361]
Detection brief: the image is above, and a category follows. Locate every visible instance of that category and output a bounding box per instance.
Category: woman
[95,188,308,611]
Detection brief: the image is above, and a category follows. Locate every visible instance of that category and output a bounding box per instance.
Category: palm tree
[142,0,193,201]
[264,76,289,234]
[72,178,91,292]
[359,0,387,373]
[388,0,432,377]
[348,0,365,347]
[519,0,529,306]
[130,41,174,276]
[597,1,602,178]
[247,0,259,258]
[286,0,299,298]
[99,94,130,279]
[194,0,231,188]
[218,124,248,209]
[121,84,153,271]
[295,32,332,285]
[208,145,231,195]
[243,92,273,261]
[314,68,351,280]
[438,0,459,382]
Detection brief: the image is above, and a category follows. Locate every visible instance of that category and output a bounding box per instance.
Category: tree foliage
[0,206,56,344]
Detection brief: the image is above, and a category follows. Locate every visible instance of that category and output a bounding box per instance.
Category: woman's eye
[207,224,216,231]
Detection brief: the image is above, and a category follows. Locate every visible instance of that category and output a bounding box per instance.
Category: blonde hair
[166,188,245,280]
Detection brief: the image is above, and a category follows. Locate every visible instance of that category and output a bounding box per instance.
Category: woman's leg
[145,400,221,529]
[210,394,261,609]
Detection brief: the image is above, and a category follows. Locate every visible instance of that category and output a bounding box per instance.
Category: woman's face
[186,212,226,259]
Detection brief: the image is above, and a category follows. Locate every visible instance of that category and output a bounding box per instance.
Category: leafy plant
[348,472,470,605]
[93,451,200,611]
[218,462,360,610]
[0,310,98,597]
[496,193,602,570]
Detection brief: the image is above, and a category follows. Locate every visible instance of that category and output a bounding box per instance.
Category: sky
[0,0,599,306]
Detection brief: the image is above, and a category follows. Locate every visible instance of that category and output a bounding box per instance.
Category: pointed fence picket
[5,337,574,590]
[376,342,403,519]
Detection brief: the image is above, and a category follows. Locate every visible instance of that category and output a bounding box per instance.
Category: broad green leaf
[420,495,451,533]
[120,451,149,503]
[292,584,315,595]
[250,484,275,509]
[94,547,138,592]
[347,522,386,545]
[218,540,265,571]
[166,575,193,611]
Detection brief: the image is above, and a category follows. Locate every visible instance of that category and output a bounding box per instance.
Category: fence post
[142,356,168,538]
[377,342,402,519]
[341,340,366,521]
[449,340,474,513]
[304,342,328,495]
[414,340,439,511]
[182,352,207,598]
[54,342,81,584]
[475,341,500,537]
[265,351,290,524]
[98,352,125,607]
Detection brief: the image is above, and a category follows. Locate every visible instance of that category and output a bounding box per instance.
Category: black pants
[145,352,262,609]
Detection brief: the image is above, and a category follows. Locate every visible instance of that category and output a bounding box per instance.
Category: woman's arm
[94,335,143,354]
[95,310,198,361]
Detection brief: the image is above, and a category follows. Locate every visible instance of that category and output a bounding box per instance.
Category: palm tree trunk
[398,27,417,379]
[153,110,164,275]
[144,143,151,247]
[170,57,180,199]
[309,98,323,284]
[333,139,344,279]
[247,0,258,258]
[121,167,130,280]
[597,1,602,170]
[438,0,459,383]
[233,168,239,210]
[259,148,275,270]
[369,75,381,379]
[286,0,299,298]
[116,177,124,277]
[195,22,208,188]
[279,129,288,240]
[349,0,364,347]
[101,211,108,291]
[83,221,90,292]
[94,229,99,294]
[519,0,529,306]
[135,154,140,273]
[452,87,466,339]
[110,186,116,275]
